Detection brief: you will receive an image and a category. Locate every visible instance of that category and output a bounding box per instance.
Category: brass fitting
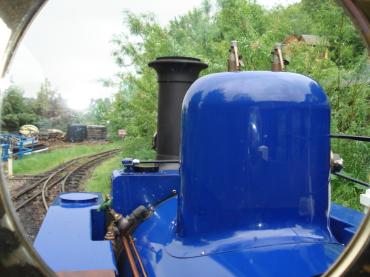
[104,222,116,241]
[109,209,123,222]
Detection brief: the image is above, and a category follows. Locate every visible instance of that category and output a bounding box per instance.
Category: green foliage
[33,79,73,130]
[279,2,369,209]
[81,98,112,125]
[1,86,38,131]
[1,79,75,132]
[97,0,368,209]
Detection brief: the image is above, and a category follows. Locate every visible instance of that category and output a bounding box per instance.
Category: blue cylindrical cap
[178,71,331,238]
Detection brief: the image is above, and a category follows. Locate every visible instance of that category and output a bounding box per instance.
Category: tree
[33,79,73,130]
[83,98,112,125]
[1,86,38,131]
[105,0,369,209]
[108,0,369,136]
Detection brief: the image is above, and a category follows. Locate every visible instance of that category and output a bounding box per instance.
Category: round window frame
[0,1,368,276]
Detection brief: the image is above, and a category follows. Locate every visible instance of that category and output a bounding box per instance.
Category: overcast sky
[8,0,299,110]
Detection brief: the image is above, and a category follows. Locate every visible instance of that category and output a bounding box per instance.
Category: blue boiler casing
[111,169,180,215]
[131,71,344,276]
[33,71,365,276]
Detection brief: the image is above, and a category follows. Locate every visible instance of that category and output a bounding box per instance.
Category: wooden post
[7,149,13,178]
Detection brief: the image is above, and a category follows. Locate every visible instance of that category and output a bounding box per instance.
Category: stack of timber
[86,125,107,140]
[47,129,65,141]
[38,130,49,141]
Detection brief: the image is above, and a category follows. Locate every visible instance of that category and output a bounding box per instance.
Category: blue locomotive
[34,56,365,277]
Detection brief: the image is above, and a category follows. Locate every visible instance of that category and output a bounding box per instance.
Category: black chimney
[149,56,208,160]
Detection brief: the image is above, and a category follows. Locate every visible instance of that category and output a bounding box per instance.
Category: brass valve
[104,222,117,241]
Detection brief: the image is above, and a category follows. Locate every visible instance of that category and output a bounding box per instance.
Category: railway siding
[9,149,121,241]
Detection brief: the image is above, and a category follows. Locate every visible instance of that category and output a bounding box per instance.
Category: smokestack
[149,56,208,161]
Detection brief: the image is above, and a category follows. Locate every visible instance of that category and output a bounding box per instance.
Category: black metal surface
[331,134,370,142]
[333,172,370,188]
[149,190,177,209]
[131,160,180,172]
[138,160,180,164]
[132,164,159,173]
[149,56,207,160]
[66,124,87,142]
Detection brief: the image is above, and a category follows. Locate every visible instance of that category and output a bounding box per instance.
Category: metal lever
[228,40,243,71]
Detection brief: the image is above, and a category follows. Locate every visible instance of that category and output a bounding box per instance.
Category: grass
[19,135,363,211]
[85,137,367,211]
[84,136,155,194]
[85,154,122,194]
[87,137,367,211]
[331,139,369,211]
[11,141,123,175]
[331,174,366,211]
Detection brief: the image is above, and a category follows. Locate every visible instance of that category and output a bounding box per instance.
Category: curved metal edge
[0,0,55,276]
[338,0,370,53]
[0,0,368,276]
[0,0,47,77]
[323,212,370,276]
[323,1,370,276]
[0,173,55,276]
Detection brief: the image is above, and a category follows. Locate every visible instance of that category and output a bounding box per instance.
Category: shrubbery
[82,0,370,209]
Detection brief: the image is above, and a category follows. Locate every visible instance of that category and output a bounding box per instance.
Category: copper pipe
[122,236,140,277]
[128,235,147,277]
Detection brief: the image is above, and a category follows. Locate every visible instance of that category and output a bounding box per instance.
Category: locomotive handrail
[331,134,370,142]
[330,134,369,187]
[333,172,370,188]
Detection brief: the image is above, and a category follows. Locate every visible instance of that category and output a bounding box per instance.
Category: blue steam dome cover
[179,71,331,238]
[129,71,344,276]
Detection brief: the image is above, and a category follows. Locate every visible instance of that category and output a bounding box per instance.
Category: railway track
[11,148,121,241]
[10,174,48,181]
[13,148,120,211]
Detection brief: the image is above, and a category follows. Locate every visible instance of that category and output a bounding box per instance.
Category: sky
[7,0,299,111]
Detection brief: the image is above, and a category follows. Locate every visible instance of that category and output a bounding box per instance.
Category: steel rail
[13,159,79,199]
[12,175,49,199]
[43,149,120,209]
[13,149,120,211]
[10,174,47,180]
[60,149,120,193]
[39,149,121,209]
[15,177,66,211]
[15,162,77,211]
[41,161,78,210]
